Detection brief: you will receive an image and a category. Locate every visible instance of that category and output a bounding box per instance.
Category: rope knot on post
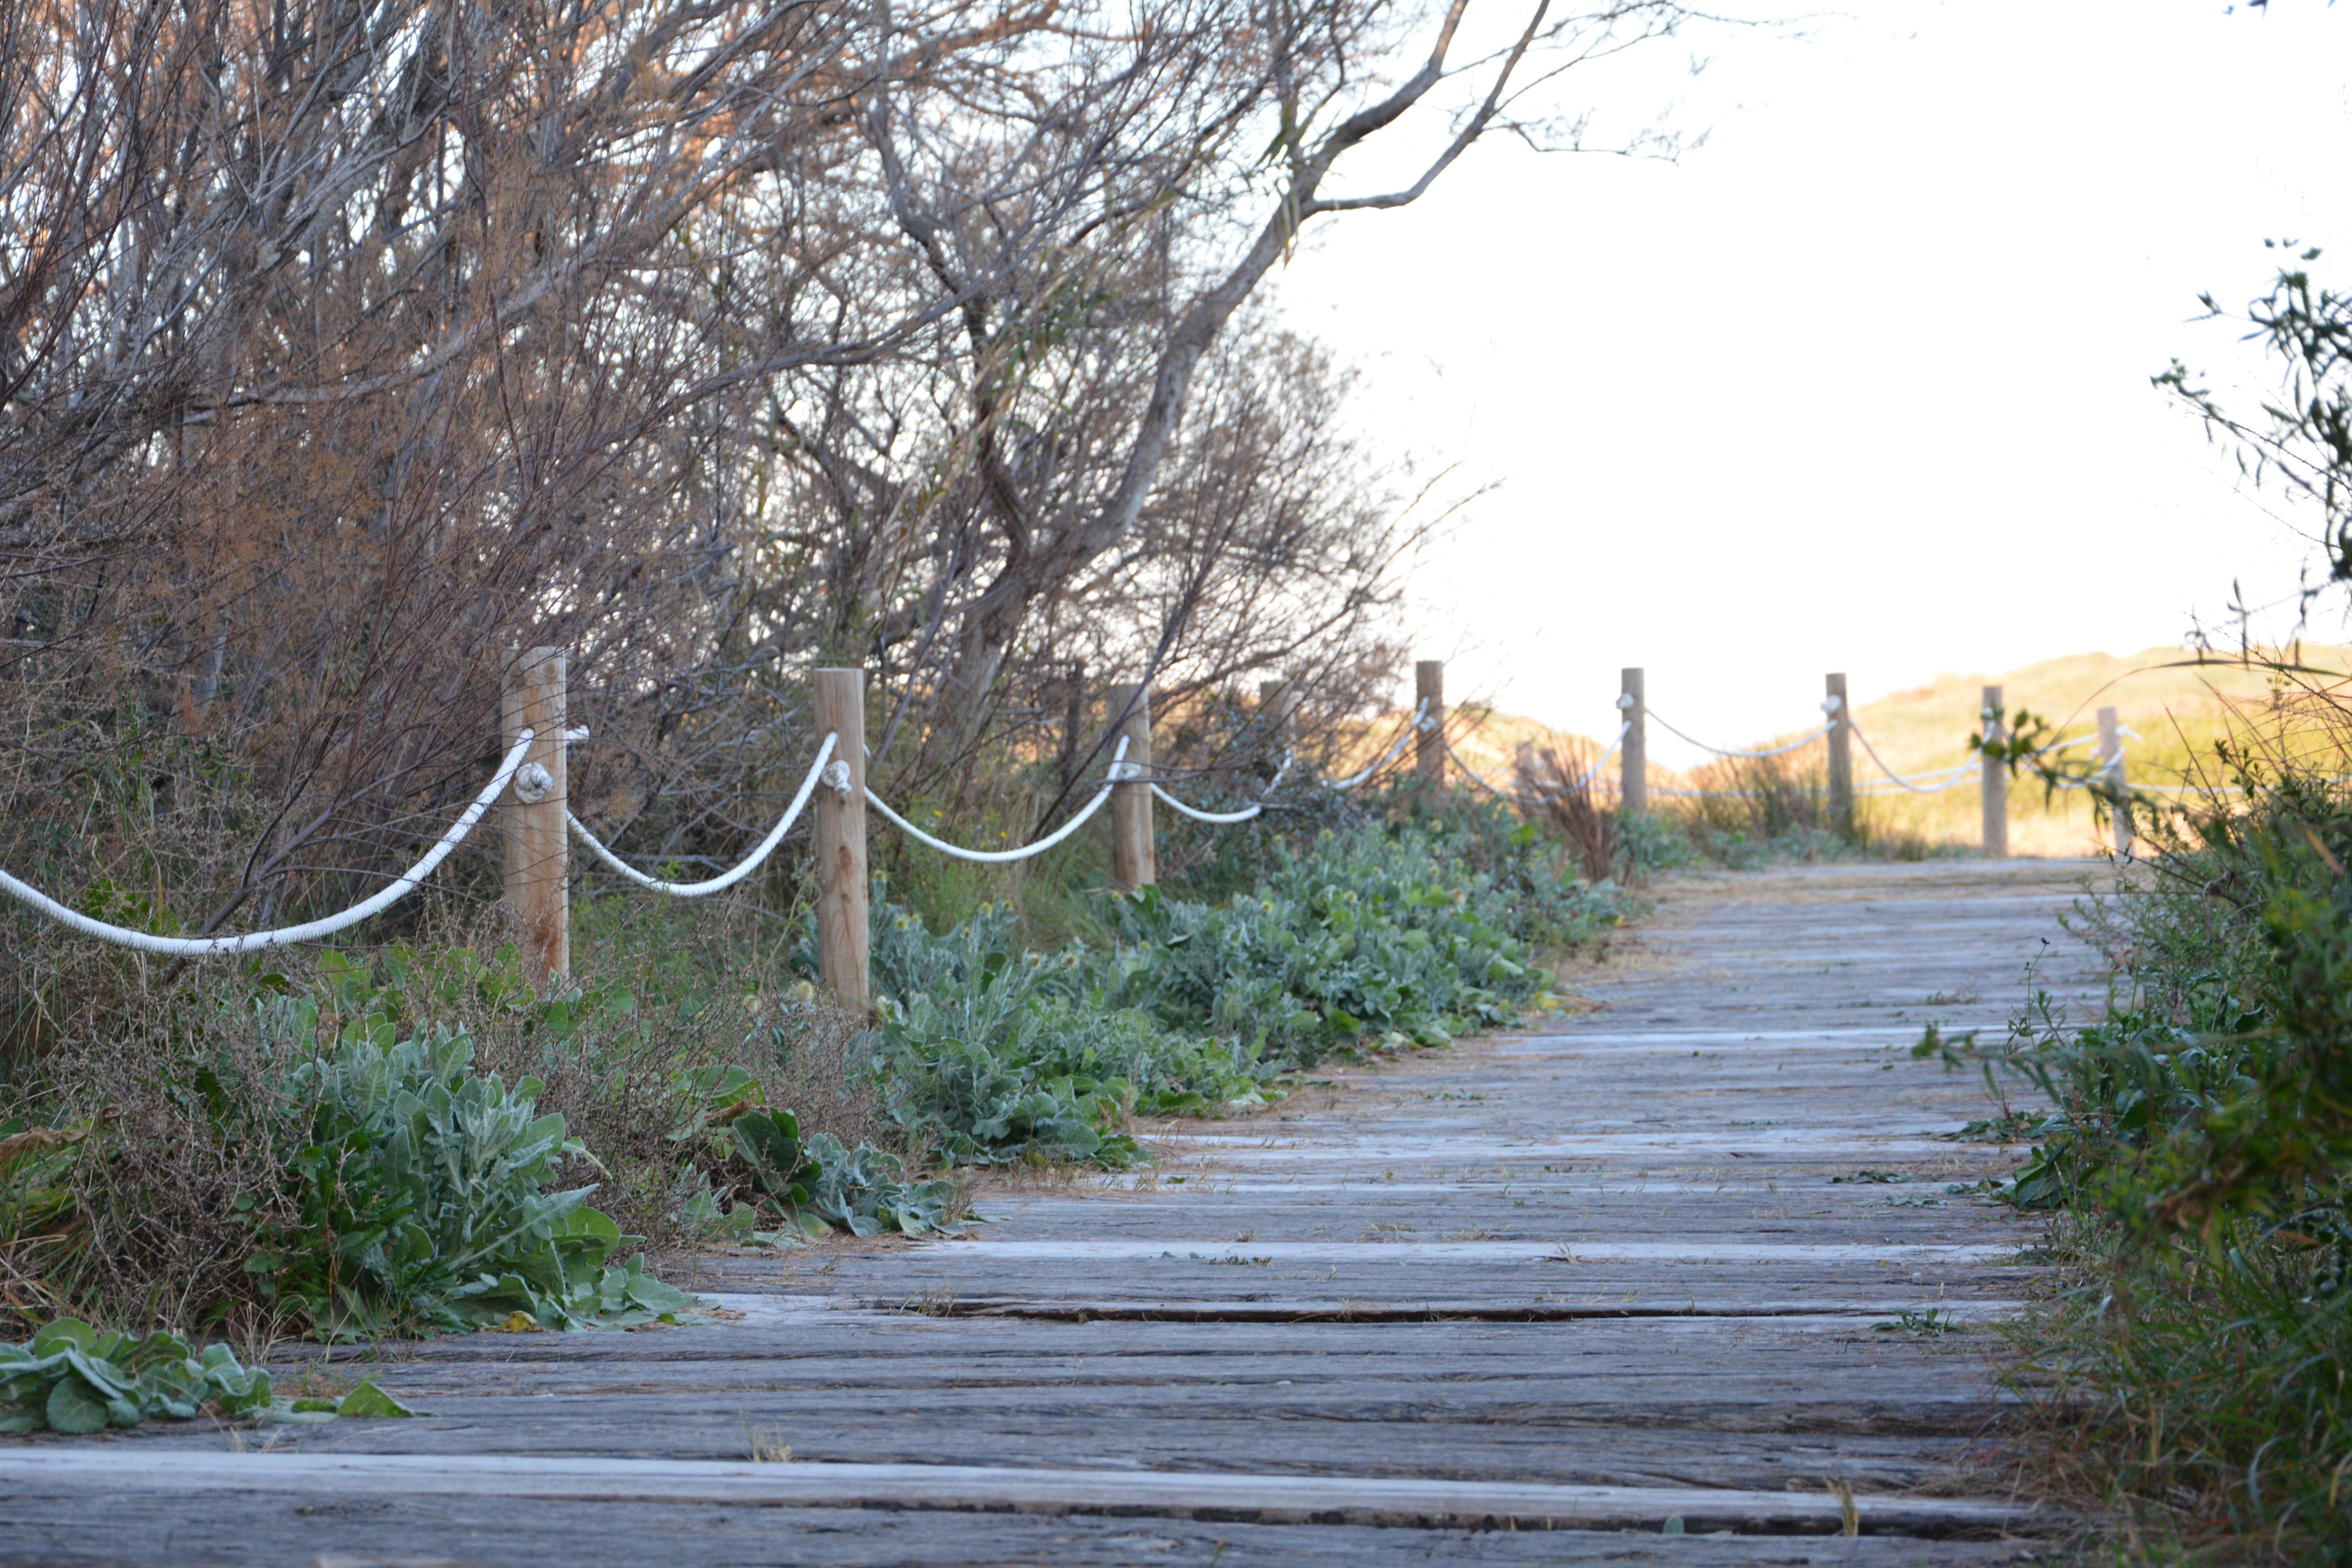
[512,762,556,804]
[822,759,853,801]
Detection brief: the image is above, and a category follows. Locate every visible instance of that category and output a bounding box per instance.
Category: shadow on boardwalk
[1,860,2111,1565]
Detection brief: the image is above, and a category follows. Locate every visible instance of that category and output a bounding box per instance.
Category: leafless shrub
[1522,744,1618,883]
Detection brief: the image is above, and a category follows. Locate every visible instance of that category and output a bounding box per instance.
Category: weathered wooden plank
[0,1450,2061,1537]
[0,1489,2048,1567]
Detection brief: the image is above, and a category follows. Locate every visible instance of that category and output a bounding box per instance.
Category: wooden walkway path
[2,859,2108,1565]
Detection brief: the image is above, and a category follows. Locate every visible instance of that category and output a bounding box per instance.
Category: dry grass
[1430,645,2352,859]
[1841,644,2352,857]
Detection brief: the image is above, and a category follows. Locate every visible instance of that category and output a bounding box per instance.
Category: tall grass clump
[1519,743,1618,882]
[1649,750,1935,868]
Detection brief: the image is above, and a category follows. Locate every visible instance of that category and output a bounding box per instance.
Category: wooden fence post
[502,647,569,986]
[2097,705,2133,857]
[1415,660,1445,784]
[1981,683,2008,860]
[813,667,869,1014]
[1620,667,1647,815]
[1825,671,1854,840]
[1110,680,1155,891]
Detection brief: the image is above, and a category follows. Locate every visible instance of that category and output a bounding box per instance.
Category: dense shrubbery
[0,787,1620,1342]
[1959,764,2352,1562]
[0,930,893,1340]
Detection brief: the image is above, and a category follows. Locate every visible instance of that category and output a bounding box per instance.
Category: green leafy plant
[1974,742,2352,1559]
[0,1318,415,1433]
[209,999,704,1337]
[732,1108,817,1208]
[851,818,1610,1166]
[802,1134,966,1238]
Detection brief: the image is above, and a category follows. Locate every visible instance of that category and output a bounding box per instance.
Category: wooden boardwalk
[1,859,2108,1565]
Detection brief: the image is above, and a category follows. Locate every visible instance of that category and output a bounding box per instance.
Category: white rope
[865,739,1131,863]
[1328,699,1429,789]
[1841,715,1983,795]
[0,732,537,956]
[1151,784,1262,824]
[1847,721,2107,796]
[567,733,838,898]
[1441,733,1521,801]
[1646,710,1837,760]
[1147,746,1297,823]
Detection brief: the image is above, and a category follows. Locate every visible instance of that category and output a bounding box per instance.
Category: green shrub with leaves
[1110,824,1553,1053]
[0,936,923,1341]
[1966,761,2352,1560]
[1989,802,2352,1242]
[802,1134,965,1237]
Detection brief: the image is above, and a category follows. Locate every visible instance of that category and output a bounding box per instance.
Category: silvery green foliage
[0,1318,414,1433]
[801,1133,964,1238]
[233,1001,702,1336]
[856,819,1608,1167]
[864,900,1265,1166]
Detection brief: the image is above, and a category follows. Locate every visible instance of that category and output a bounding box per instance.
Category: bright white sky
[1274,0,2351,764]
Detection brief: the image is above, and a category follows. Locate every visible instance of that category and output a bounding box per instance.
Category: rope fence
[0,731,538,957]
[0,651,2278,1000]
[567,733,839,896]
[864,739,1132,862]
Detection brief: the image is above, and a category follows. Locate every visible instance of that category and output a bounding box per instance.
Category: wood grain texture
[1826,673,1853,837]
[0,859,2108,1565]
[1109,680,1154,891]
[813,667,869,1014]
[1980,687,2008,859]
[1416,661,1445,783]
[501,647,568,984]
[1622,667,1648,814]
